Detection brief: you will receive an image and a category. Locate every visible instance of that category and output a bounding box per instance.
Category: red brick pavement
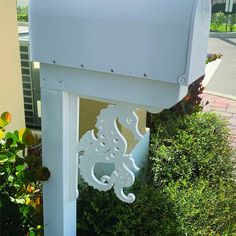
[201,93,236,149]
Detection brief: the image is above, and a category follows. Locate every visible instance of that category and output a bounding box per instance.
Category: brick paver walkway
[201,93,236,148]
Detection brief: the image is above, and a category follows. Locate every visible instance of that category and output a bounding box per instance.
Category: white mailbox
[30,1,211,235]
[30,0,211,111]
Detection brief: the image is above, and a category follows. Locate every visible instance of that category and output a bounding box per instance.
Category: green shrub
[77,112,236,236]
[0,112,49,236]
[149,111,236,235]
[211,12,226,32]
[164,179,236,236]
[77,183,178,236]
[229,14,236,32]
[206,53,223,64]
[17,6,28,22]
[17,13,28,23]
[210,12,236,32]
[150,112,235,186]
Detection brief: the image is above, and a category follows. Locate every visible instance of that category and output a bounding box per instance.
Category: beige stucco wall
[0,0,25,130]
[80,99,147,152]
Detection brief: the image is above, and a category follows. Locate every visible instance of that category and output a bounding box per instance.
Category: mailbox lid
[30,0,205,84]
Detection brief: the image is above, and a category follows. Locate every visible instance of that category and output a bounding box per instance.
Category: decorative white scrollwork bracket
[77,104,143,203]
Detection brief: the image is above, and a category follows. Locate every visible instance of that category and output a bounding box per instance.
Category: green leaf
[5,132,18,146]
[16,141,25,150]
[29,230,36,236]
[0,112,11,128]
[18,128,35,146]
[0,130,4,139]
[1,112,11,123]
[0,154,8,163]
[21,205,30,217]
[0,151,12,157]
[8,175,14,182]
[15,198,26,204]
[16,164,26,171]
[0,119,6,128]
[9,196,25,204]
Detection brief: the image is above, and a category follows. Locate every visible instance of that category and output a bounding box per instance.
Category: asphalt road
[206,37,236,98]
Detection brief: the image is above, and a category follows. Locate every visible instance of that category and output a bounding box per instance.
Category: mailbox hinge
[177,75,188,86]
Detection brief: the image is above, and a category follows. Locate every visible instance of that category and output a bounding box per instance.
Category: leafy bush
[77,183,178,236]
[163,179,236,236]
[211,12,236,32]
[229,14,236,32]
[17,6,28,22]
[150,112,236,235]
[0,112,49,236]
[77,111,236,235]
[206,53,223,64]
[150,112,234,186]
[211,12,226,32]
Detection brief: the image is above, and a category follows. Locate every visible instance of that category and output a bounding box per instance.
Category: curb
[203,59,222,88]
[210,32,236,38]
[18,22,29,26]
[204,90,236,101]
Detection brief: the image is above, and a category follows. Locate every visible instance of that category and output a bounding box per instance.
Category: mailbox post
[30,0,211,235]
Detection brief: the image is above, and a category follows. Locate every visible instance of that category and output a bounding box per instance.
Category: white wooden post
[41,88,78,236]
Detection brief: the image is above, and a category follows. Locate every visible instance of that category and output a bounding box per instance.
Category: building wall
[17,0,29,7]
[0,0,25,130]
[80,98,147,153]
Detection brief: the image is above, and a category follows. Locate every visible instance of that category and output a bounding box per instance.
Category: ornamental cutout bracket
[77,104,143,203]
